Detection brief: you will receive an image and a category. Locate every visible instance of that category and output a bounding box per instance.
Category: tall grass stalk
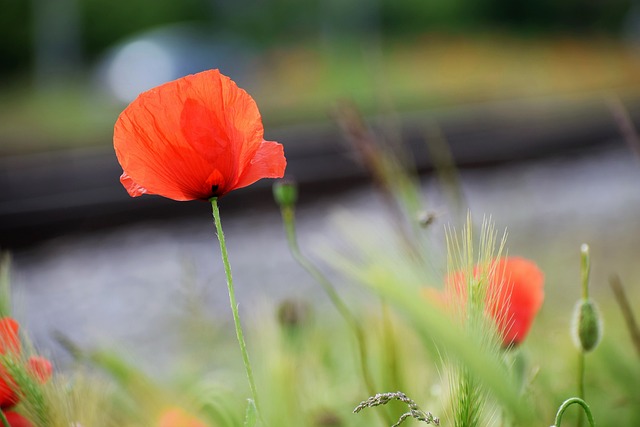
[445,216,506,427]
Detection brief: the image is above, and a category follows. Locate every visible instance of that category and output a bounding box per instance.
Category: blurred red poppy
[0,318,20,408]
[0,319,19,355]
[3,411,33,427]
[0,368,18,409]
[0,318,53,408]
[114,69,286,201]
[26,357,52,383]
[157,407,208,427]
[440,257,545,347]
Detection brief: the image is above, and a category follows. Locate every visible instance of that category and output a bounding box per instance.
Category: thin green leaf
[243,398,257,427]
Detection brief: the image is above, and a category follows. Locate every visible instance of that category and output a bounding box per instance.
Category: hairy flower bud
[572,299,602,352]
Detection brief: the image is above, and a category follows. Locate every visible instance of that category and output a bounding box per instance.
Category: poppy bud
[417,211,437,228]
[572,244,602,353]
[273,180,298,209]
[314,409,342,426]
[277,299,309,330]
[572,299,602,352]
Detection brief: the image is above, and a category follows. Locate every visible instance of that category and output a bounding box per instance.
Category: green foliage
[0,0,633,79]
[242,399,257,427]
[2,244,640,426]
[79,0,211,59]
[0,254,13,318]
[379,0,631,35]
[380,0,477,33]
[0,0,31,75]
[452,368,483,427]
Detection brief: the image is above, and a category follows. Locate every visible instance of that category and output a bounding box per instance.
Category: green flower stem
[0,409,10,427]
[576,353,585,427]
[210,198,261,418]
[580,244,590,301]
[577,351,585,399]
[554,397,595,427]
[280,205,393,426]
[577,244,590,427]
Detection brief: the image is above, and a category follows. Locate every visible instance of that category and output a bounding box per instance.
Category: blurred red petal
[441,257,544,347]
[27,357,52,383]
[490,257,545,346]
[3,411,33,427]
[0,373,18,409]
[0,319,20,355]
[157,407,208,427]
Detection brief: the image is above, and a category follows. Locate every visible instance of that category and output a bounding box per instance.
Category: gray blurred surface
[3,95,639,248]
[8,142,640,371]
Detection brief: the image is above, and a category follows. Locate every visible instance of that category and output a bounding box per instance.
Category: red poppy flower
[0,319,53,408]
[113,69,286,201]
[3,411,33,427]
[157,407,208,427]
[0,318,20,408]
[0,367,18,409]
[26,357,52,383]
[0,319,20,356]
[438,257,545,347]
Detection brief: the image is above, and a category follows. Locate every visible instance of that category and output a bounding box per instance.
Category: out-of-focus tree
[0,0,634,79]
[485,0,631,33]
[79,0,212,61]
[0,0,31,76]
[379,0,631,35]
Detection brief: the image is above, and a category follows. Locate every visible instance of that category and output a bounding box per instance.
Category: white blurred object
[93,23,255,104]
[105,40,175,103]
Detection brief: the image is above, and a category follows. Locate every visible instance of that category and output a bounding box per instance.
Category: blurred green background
[3,3,640,425]
[1,0,638,154]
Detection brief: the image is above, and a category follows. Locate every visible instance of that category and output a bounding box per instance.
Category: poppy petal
[0,378,18,408]
[27,356,53,383]
[234,140,287,191]
[437,257,544,347]
[180,72,264,165]
[114,92,214,200]
[0,318,20,355]
[157,407,208,427]
[493,257,544,345]
[120,173,152,198]
[3,411,33,427]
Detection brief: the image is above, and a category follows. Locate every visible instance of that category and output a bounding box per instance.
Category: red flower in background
[3,411,33,427]
[0,318,21,408]
[0,318,19,355]
[113,69,286,201]
[157,407,208,427]
[26,357,52,383]
[0,318,53,411]
[440,257,545,347]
